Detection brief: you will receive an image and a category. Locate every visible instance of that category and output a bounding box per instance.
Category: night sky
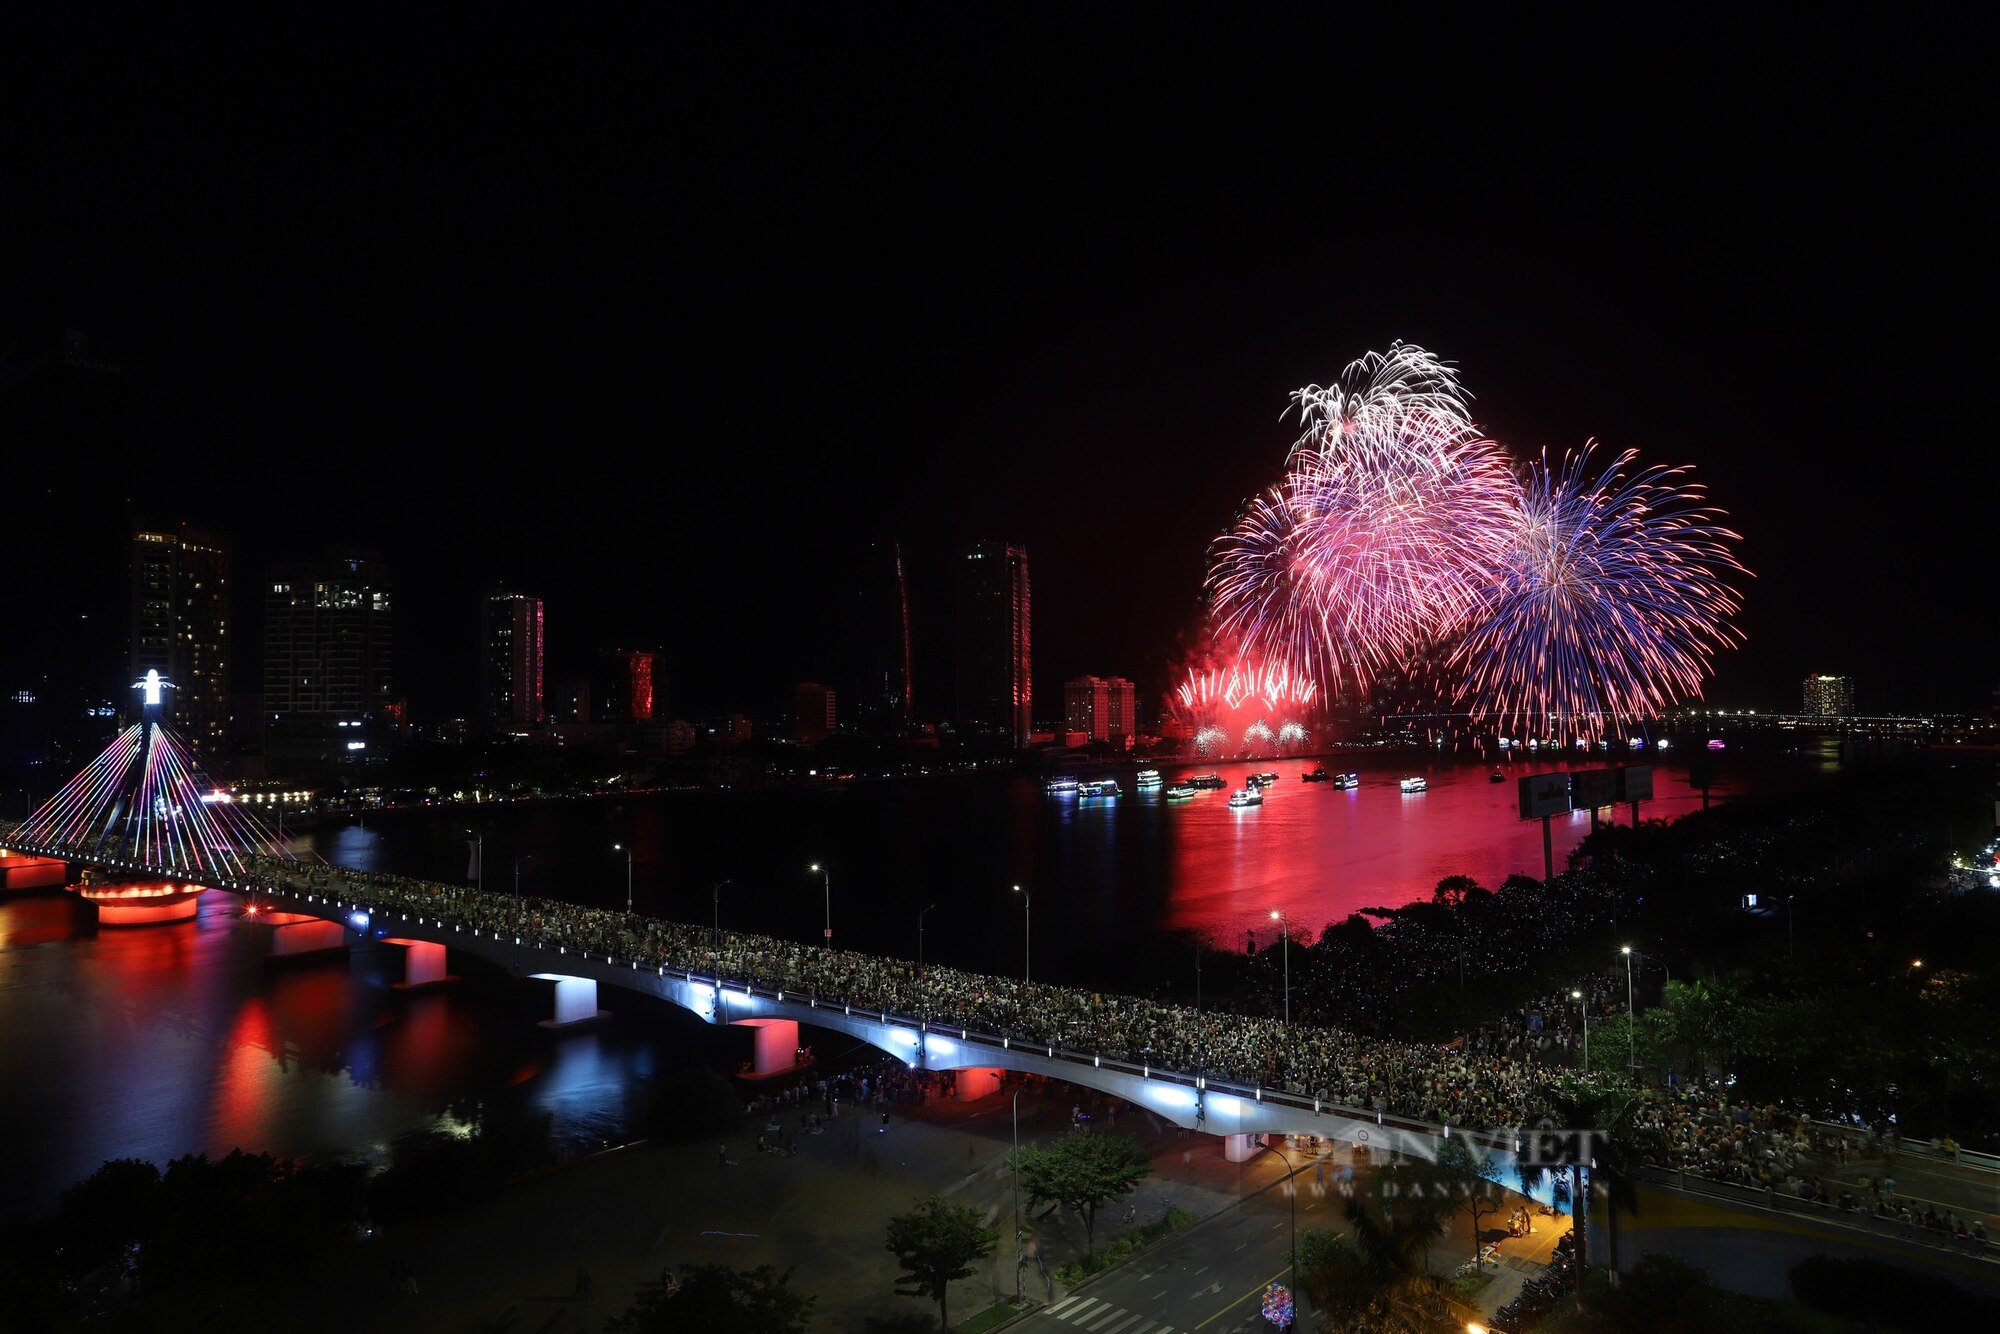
[7,12,1991,723]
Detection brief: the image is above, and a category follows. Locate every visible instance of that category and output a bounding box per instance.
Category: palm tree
[1296,1175,1452,1332]
[1519,1079,1654,1283]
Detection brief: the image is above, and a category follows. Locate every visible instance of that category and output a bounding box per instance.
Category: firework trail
[1208,343,1517,695]
[1448,443,1749,737]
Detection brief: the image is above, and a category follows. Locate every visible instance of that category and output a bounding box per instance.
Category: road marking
[1100,1313,1142,1334]
[1088,1308,1127,1330]
[1064,1298,1108,1322]
[1047,1295,1084,1315]
[1192,1266,1289,1328]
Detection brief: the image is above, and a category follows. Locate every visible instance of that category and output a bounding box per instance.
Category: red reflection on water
[1161,759,1724,950]
[0,894,86,949]
[216,996,277,1149]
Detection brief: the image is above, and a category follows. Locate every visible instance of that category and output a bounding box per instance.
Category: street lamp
[1011,1082,1025,1305]
[1012,883,1030,984]
[712,878,732,952]
[1571,988,1589,1072]
[1271,910,1290,1026]
[464,827,483,895]
[613,842,633,915]
[1621,946,1635,1071]
[919,902,939,972]
[810,862,831,943]
[1266,1137,1301,1329]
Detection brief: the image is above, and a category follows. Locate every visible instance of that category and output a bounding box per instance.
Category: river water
[0,742,1836,1219]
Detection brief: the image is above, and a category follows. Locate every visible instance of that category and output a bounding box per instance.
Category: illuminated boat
[1164,784,1199,800]
[1135,769,1163,787]
[1399,776,1428,793]
[1186,773,1227,790]
[1332,772,1360,789]
[1227,787,1263,808]
[1045,777,1080,795]
[1301,766,1330,782]
[1080,780,1122,798]
[70,868,208,925]
[1255,771,1279,785]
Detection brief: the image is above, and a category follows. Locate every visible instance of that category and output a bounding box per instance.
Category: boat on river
[1301,766,1331,782]
[1185,773,1227,790]
[1399,776,1428,793]
[1080,779,1122,798]
[1164,784,1199,800]
[1227,787,1263,808]
[1332,772,1360,789]
[1135,769,1163,788]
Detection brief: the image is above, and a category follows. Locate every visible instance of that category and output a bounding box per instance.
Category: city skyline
[6,13,1992,726]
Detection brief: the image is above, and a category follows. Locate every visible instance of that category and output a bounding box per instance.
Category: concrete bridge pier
[382,938,457,991]
[0,851,67,891]
[953,1068,1009,1103]
[261,911,349,959]
[530,973,609,1030]
[730,1017,801,1075]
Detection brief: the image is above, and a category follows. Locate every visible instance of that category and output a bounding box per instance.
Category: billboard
[1570,766,1618,810]
[1518,772,1573,819]
[1619,764,1654,801]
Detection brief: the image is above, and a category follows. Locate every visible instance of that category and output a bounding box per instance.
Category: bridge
[1,821,1508,1170]
[0,685,1536,1184]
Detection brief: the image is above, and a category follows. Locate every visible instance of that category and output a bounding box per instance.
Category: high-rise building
[1802,673,1855,716]
[842,540,913,733]
[1105,676,1137,742]
[795,682,836,743]
[264,553,393,763]
[955,539,1031,747]
[1063,674,1138,744]
[1065,675,1109,741]
[591,648,659,723]
[480,591,545,728]
[130,523,232,755]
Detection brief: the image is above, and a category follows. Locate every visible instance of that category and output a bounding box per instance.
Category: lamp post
[810,862,831,943]
[919,902,938,972]
[1571,988,1589,1072]
[1266,1137,1300,1329]
[1621,946,1635,1071]
[614,842,633,915]
[712,878,731,952]
[1012,883,1030,984]
[1271,910,1290,1026]
[1011,1083,1025,1305]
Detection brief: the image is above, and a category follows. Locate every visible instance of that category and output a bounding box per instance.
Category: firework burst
[1208,343,1517,696]
[1448,442,1749,737]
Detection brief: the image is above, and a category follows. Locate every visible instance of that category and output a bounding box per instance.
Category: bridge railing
[1634,1164,1998,1262]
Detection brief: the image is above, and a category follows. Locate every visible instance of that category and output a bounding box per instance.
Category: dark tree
[884,1195,999,1330]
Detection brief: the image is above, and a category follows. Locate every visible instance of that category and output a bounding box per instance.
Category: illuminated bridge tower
[4,668,289,882]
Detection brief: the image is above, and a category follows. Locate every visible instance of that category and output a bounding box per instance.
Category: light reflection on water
[1,741,1834,1220]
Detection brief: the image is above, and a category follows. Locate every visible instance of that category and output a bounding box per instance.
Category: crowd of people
[160,848,1992,1250]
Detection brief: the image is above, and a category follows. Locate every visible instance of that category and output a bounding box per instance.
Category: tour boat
[1227,787,1263,808]
[1489,768,1506,783]
[1080,780,1122,798]
[1186,773,1227,790]
[1045,777,1080,795]
[1399,776,1428,793]
[1255,771,1279,785]
[1332,772,1360,789]
[1301,766,1331,782]
[1135,769,1163,787]
[1164,784,1199,800]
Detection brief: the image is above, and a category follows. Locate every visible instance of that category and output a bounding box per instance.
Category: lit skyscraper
[794,681,836,742]
[1105,676,1137,742]
[264,553,393,762]
[592,648,658,723]
[955,539,1031,747]
[129,523,232,755]
[481,591,545,728]
[1802,673,1854,716]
